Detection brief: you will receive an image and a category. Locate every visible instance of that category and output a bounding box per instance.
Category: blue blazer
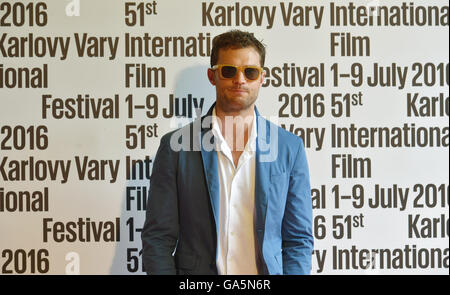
[141,103,313,275]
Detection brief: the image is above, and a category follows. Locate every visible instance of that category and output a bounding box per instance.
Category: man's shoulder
[258,116,304,150]
[158,119,204,154]
[159,120,197,143]
[160,127,180,144]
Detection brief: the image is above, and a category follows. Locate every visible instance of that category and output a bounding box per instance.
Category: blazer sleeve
[141,133,179,274]
[281,138,314,275]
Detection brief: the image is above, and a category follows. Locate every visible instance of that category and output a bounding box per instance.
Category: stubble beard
[216,88,259,114]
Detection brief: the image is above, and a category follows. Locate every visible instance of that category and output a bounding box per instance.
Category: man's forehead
[217,46,261,62]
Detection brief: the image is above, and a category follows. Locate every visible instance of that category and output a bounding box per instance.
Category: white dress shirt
[211,107,258,275]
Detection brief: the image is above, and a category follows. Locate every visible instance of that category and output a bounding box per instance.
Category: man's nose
[233,70,246,84]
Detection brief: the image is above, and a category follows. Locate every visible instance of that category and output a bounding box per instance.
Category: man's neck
[214,103,255,122]
[214,104,255,155]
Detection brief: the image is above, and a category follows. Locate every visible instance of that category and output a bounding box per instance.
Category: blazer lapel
[199,104,220,245]
[254,107,271,242]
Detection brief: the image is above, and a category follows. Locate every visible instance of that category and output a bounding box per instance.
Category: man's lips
[228,88,248,94]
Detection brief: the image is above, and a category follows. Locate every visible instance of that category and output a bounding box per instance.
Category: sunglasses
[211,64,263,81]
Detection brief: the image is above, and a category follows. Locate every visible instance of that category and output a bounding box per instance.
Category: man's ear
[207,68,216,86]
[259,70,266,86]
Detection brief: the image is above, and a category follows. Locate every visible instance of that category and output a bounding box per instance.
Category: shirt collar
[211,106,257,153]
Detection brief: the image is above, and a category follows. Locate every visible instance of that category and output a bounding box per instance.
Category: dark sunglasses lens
[221,66,237,78]
[245,67,260,80]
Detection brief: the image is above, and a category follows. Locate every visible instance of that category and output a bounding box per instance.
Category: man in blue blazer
[141,30,313,275]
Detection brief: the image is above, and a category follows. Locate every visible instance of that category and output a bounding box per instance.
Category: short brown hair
[210,30,266,67]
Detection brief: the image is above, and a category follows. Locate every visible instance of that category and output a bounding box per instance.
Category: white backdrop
[0,0,448,274]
